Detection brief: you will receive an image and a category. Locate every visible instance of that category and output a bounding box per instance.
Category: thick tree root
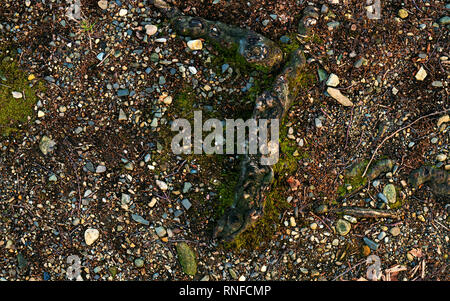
[213,49,309,241]
[153,0,314,241]
[409,166,449,200]
[152,0,283,72]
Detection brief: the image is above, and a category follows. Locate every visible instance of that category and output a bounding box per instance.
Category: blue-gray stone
[117,89,129,97]
[363,237,379,251]
[377,193,389,204]
[181,199,192,210]
[132,214,149,226]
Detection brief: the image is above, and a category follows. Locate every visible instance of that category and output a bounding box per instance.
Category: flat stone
[132,214,150,226]
[11,91,23,98]
[327,87,353,106]
[398,9,408,19]
[96,165,106,173]
[390,226,401,237]
[181,199,192,210]
[39,136,56,155]
[118,109,127,121]
[187,39,203,50]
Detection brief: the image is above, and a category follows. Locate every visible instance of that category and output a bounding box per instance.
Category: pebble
[96,165,106,173]
[182,182,192,193]
[118,109,127,121]
[156,180,168,191]
[315,118,323,128]
[390,226,401,237]
[398,9,408,19]
[436,154,447,162]
[11,91,23,99]
[363,237,379,251]
[39,136,56,155]
[327,87,353,106]
[119,8,128,17]
[134,258,144,268]
[132,214,150,226]
[310,222,317,230]
[155,226,167,237]
[326,73,339,87]
[117,89,129,97]
[415,66,427,81]
[377,192,389,204]
[187,39,203,50]
[383,184,396,204]
[438,16,450,25]
[181,199,192,210]
[149,198,157,208]
[188,66,198,74]
[145,24,158,36]
[290,217,297,227]
[84,228,100,246]
[98,0,108,10]
[336,219,351,236]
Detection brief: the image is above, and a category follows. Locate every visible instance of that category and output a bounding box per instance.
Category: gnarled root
[213,49,309,241]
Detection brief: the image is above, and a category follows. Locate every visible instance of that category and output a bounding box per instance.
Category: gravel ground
[0,0,448,281]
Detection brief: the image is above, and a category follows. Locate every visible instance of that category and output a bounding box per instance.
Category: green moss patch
[0,46,42,136]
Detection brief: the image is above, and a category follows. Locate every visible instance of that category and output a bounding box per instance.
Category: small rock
[438,16,450,25]
[132,214,150,226]
[182,182,192,193]
[134,258,144,268]
[383,184,396,204]
[84,228,100,246]
[188,66,198,75]
[96,165,106,173]
[437,115,449,127]
[118,109,127,121]
[145,24,158,36]
[436,154,447,162]
[187,39,203,50]
[98,0,108,10]
[390,227,401,237]
[12,91,23,99]
[398,9,408,19]
[326,73,340,87]
[119,8,128,17]
[363,237,379,251]
[177,242,197,276]
[181,199,192,210]
[336,219,351,236]
[155,226,167,237]
[39,136,56,155]
[415,66,427,81]
[156,180,168,191]
[327,87,353,106]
